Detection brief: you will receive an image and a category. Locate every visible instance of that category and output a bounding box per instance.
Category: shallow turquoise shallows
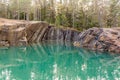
[0,41,120,80]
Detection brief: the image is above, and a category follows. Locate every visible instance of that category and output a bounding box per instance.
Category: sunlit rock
[0,18,27,47]
[73,41,80,47]
[75,27,120,53]
[0,18,120,53]
[0,18,80,47]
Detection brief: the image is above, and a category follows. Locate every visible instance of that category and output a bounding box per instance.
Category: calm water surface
[0,41,120,80]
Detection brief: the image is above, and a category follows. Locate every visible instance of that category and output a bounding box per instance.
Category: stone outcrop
[26,21,49,42]
[45,27,80,41]
[0,18,27,46]
[74,27,120,53]
[0,18,80,47]
[26,22,80,43]
[0,18,120,53]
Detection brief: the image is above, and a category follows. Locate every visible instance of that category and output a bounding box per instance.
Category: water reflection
[0,41,120,80]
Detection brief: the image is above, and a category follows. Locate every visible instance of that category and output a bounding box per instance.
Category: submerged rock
[74,27,120,53]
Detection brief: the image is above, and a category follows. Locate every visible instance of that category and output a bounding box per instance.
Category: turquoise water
[0,41,120,80]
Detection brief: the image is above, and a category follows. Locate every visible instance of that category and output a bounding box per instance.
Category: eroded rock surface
[0,18,27,46]
[75,27,120,53]
[0,18,120,53]
[26,22,80,43]
[0,18,80,47]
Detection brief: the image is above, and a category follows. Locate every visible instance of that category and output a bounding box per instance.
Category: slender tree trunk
[26,7,29,21]
[17,0,20,20]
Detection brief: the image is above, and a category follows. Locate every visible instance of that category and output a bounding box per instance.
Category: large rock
[74,27,120,53]
[1,18,120,53]
[26,21,49,42]
[0,18,27,47]
[44,27,80,41]
[26,22,80,42]
[0,18,80,46]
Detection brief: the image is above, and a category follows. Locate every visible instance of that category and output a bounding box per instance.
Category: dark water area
[0,41,120,80]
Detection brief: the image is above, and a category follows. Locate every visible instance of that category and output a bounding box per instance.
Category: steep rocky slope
[0,18,80,46]
[74,27,120,53]
[0,18,27,46]
[0,18,120,53]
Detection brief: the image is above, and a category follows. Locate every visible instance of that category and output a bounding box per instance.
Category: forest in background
[0,0,120,30]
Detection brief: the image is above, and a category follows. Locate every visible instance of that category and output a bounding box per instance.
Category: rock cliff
[0,18,27,46]
[75,27,120,53]
[26,21,80,43]
[0,18,120,53]
[0,18,80,46]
